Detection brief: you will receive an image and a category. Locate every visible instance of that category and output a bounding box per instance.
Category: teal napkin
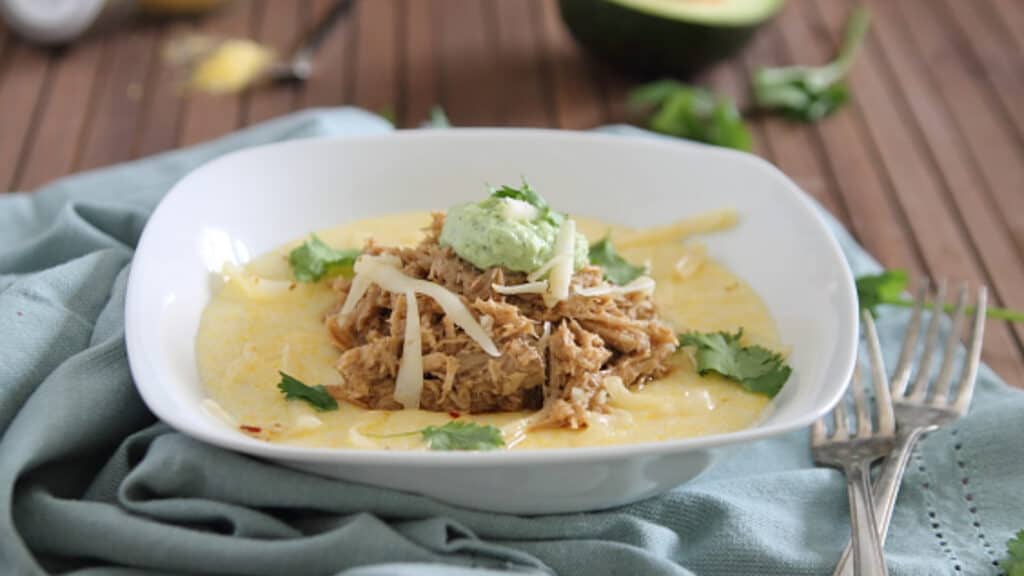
[1,108,1021,576]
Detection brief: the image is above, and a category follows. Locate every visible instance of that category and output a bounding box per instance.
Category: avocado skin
[558,0,777,78]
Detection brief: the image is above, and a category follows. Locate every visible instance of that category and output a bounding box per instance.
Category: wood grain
[0,40,50,190]
[178,0,253,146]
[76,24,159,171]
[301,0,354,110]
[351,0,399,121]
[245,0,305,124]
[436,0,501,126]
[1,0,1021,386]
[16,39,104,189]
[537,0,603,129]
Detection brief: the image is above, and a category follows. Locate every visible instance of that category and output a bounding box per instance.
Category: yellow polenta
[196,212,781,450]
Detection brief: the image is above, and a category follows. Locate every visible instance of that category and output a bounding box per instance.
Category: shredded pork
[326,214,678,428]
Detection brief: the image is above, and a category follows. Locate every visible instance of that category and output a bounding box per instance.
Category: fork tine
[907,279,948,402]
[863,311,895,435]
[811,416,827,445]
[892,279,929,397]
[930,283,969,406]
[833,374,852,441]
[852,361,871,437]
[954,286,987,414]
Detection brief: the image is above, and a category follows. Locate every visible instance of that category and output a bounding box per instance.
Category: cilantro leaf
[288,235,360,283]
[1003,530,1024,576]
[589,235,645,286]
[753,6,869,121]
[855,269,1024,322]
[277,371,338,412]
[629,81,753,151]
[490,180,548,210]
[489,180,560,225]
[420,421,505,451]
[679,329,791,397]
[855,269,909,318]
[427,105,450,128]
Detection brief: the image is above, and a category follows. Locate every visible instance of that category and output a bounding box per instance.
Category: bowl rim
[125,127,857,467]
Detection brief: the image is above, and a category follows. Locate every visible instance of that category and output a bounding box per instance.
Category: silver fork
[813,311,896,576]
[832,281,988,576]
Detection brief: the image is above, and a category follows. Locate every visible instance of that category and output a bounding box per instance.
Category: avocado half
[558,0,784,77]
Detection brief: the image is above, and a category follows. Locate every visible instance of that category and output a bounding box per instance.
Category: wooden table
[1,0,1021,387]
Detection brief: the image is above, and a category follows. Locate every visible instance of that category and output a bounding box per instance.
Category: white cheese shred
[526,254,569,282]
[575,276,656,298]
[616,210,738,250]
[338,254,502,410]
[201,398,238,429]
[393,290,424,409]
[544,219,576,307]
[492,280,548,295]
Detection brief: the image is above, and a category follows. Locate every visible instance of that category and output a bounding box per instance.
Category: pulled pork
[325,214,678,428]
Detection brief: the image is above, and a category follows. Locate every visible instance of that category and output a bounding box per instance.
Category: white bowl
[126,129,857,514]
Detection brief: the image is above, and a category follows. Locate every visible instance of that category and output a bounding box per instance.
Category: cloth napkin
[1,108,1021,576]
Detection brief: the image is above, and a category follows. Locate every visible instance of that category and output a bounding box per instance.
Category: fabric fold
[1,109,1021,576]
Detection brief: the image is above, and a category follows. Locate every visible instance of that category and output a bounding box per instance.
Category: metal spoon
[267,0,353,83]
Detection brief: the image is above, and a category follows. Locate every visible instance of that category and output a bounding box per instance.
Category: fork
[813,311,896,576]
[832,281,988,576]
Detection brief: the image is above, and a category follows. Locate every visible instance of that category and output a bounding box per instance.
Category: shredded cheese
[201,398,238,428]
[544,219,576,307]
[350,256,499,357]
[393,291,424,409]
[602,376,664,410]
[222,264,293,299]
[337,254,501,410]
[526,254,570,282]
[492,281,548,295]
[674,243,708,280]
[575,276,656,297]
[501,198,539,221]
[615,210,738,249]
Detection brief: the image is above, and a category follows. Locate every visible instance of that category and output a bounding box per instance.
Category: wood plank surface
[0,0,1021,386]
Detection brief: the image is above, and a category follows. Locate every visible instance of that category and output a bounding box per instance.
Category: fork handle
[843,460,889,576]
[833,428,928,576]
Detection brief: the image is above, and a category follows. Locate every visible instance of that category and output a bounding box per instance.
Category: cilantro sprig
[589,235,645,286]
[1003,530,1024,576]
[753,6,870,121]
[856,269,1024,323]
[490,179,559,226]
[288,235,360,283]
[630,81,753,151]
[277,372,339,412]
[679,330,791,397]
[371,420,505,451]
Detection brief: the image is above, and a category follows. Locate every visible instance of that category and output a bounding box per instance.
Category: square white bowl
[126,129,857,514]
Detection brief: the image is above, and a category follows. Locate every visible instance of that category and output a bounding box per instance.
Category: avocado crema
[439,189,588,274]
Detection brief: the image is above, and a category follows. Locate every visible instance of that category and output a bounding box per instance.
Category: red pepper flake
[239,425,262,434]
[448,411,461,419]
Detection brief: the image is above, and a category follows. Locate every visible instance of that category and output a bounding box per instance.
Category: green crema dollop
[439,183,589,274]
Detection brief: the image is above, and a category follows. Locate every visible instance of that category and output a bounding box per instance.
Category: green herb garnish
[490,179,559,225]
[1003,530,1024,576]
[679,330,791,397]
[277,371,339,412]
[372,421,505,451]
[288,235,360,283]
[855,269,1024,322]
[427,105,450,128]
[753,6,870,121]
[630,80,752,151]
[589,235,645,286]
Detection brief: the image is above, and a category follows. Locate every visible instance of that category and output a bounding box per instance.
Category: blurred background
[1,0,1023,383]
